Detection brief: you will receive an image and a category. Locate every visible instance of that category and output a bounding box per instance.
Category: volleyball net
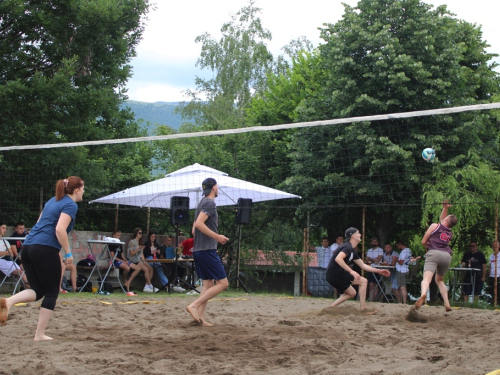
[1,103,500,242]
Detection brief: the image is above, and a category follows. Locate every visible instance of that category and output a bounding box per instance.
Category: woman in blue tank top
[0,176,84,340]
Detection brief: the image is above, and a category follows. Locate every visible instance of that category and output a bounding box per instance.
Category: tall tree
[251,0,500,242]
[0,0,153,226]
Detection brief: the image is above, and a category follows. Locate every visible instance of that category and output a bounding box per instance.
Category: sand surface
[1,294,499,375]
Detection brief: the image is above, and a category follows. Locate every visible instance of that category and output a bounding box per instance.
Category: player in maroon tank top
[414,200,457,313]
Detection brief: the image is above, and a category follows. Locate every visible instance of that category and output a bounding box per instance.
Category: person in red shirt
[179,236,197,284]
[180,237,194,257]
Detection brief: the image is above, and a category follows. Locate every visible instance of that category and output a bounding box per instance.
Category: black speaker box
[171,196,190,225]
[236,198,252,225]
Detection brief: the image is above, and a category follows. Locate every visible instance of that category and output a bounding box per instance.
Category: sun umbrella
[90,163,301,208]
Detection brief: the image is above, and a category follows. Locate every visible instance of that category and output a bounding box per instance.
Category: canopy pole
[39,187,43,214]
[361,206,366,277]
[495,200,498,307]
[302,227,307,296]
[146,207,151,233]
[114,204,119,231]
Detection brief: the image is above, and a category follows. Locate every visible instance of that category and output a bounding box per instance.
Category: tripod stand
[229,224,250,293]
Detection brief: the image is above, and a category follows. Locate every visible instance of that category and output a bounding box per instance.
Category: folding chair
[0,255,26,295]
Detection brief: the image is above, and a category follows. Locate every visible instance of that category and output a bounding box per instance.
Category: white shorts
[0,258,21,277]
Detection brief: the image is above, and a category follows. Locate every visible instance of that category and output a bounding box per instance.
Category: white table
[80,240,126,294]
[449,267,481,302]
[372,265,396,303]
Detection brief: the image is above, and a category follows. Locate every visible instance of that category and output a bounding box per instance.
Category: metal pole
[115,204,119,231]
[302,228,307,296]
[495,200,498,307]
[146,207,151,233]
[39,187,43,214]
[236,225,242,289]
[362,206,366,277]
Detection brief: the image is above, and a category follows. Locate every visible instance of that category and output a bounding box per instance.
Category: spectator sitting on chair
[109,230,140,295]
[59,251,77,293]
[179,234,198,284]
[143,231,170,290]
[461,241,486,303]
[127,228,157,293]
[0,222,29,287]
[8,222,26,268]
[160,235,186,291]
[395,240,412,304]
[365,237,384,301]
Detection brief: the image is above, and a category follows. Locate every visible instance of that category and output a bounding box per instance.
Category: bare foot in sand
[200,319,213,327]
[34,335,53,341]
[186,305,200,323]
[0,298,9,326]
[444,305,452,312]
[415,295,426,310]
[360,307,378,315]
[406,306,428,323]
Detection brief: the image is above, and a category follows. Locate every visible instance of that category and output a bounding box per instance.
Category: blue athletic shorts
[193,249,226,281]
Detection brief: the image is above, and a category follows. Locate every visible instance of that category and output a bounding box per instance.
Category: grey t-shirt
[193,197,218,251]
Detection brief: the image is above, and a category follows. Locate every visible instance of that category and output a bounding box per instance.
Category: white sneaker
[186,290,198,295]
[143,285,153,292]
[152,286,159,292]
[173,286,185,293]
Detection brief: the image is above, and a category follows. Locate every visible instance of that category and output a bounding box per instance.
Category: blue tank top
[426,223,453,254]
[24,195,78,250]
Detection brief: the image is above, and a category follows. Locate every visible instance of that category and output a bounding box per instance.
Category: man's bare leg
[328,287,356,308]
[195,280,214,326]
[354,277,376,313]
[187,278,228,325]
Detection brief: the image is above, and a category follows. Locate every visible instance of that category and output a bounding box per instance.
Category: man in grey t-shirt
[186,177,229,327]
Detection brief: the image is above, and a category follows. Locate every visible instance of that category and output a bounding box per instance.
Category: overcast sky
[126,0,500,103]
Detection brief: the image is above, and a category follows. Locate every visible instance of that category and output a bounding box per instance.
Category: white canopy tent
[90,163,301,208]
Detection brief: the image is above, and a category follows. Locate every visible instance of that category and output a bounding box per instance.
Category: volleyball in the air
[422,148,436,162]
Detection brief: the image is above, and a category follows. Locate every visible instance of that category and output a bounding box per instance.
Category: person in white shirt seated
[0,222,29,287]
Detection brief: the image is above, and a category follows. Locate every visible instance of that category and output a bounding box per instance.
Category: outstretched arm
[440,199,452,222]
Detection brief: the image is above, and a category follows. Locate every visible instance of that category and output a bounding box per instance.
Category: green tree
[272,0,500,243]
[0,0,153,227]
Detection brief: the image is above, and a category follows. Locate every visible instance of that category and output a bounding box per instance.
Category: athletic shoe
[126,291,137,296]
[143,285,153,292]
[186,290,198,295]
[173,286,186,293]
[152,286,159,292]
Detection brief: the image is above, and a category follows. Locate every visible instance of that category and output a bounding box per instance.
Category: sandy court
[0,294,498,375]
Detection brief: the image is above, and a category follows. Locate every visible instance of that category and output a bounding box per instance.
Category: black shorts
[462,275,483,296]
[326,270,355,295]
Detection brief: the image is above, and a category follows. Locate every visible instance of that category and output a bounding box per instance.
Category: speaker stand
[229,224,250,293]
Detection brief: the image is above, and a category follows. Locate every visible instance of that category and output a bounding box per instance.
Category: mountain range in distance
[120,100,188,133]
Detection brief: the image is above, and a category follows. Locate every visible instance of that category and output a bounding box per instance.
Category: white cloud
[126,82,188,103]
[127,0,500,103]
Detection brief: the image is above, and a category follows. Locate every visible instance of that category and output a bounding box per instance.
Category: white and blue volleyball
[422,148,436,162]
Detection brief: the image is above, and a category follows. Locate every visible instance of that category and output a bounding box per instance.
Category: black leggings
[21,244,61,310]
